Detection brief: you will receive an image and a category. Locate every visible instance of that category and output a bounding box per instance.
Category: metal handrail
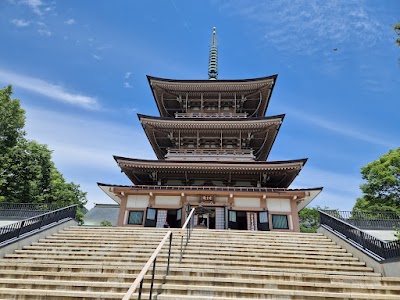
[180,208,196,262]
[122,231,173,300]
[0,204,77,247]
[319,210,400,260]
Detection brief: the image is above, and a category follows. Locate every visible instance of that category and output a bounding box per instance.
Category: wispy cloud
[124,72,133,88]
[219,0,384,54]
[64,18,75,25]
[0,69,100,110]
[125,72,132,80]
[92,54,102,60]
[38,28,51,36]
[11,19,30,27]
[23,0,44,15]
[277,104,396,148]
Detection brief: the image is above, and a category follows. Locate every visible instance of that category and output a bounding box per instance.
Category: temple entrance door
[246,212,258,231]
[144,208,157,227]
[165,208,182,228]
[194,206,214,229]
[237,211,247,230]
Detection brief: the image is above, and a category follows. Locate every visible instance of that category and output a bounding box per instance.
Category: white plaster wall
[187,196,200,201]
[155,195,180,205]
[126,195,149,208]
[215,197,228,203]
[235,197,260,207]
[267,198,291,212]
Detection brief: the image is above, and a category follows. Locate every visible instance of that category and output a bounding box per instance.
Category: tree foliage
[394,21,400,47]
[353,148,400,215]
[0,85,87,221]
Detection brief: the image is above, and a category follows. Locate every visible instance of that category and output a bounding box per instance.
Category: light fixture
[149,192,153,197]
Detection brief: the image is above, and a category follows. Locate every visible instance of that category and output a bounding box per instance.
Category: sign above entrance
[200,195,215,205]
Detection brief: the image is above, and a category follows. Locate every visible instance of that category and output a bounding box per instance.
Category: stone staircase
[156,230,400,300]
[0,226,399,299]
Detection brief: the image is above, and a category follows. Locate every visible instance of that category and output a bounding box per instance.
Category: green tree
[353,148,400,215]
[0,86,25,151]
[394,22,400,46]
[0,85,87,221]
[299,207,320,233]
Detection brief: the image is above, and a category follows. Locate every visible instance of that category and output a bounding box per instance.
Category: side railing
[319,210,400,260]
[0,202,65,219]
[180,208,196,262]
[0,204,77,247]
[122,231,173,300]
[323,210,400,230]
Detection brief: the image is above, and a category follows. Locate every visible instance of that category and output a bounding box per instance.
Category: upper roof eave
[147,74,278,85]
[113,155,308,167]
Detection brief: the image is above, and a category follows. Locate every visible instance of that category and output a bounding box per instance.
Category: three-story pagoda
[99,28,322,231]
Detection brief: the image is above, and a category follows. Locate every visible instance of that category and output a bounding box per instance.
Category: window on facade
[177,209,182,220]
[146,208,156,220]
[259,211,269,223]
[229,210,237,222]
[128,211,144,225]
[272,214,289,229]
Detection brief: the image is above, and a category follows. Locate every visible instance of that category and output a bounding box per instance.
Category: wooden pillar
[291,197,300,232]
[117,195,128,226]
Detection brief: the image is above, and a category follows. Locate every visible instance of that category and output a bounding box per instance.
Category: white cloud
[0,68,100,110]
[125,72,132,79]
[11,19,30,27]
[24,107,155,208]
[277,104,396,148]
[124,82,133,88]
[24,0,43,15]
[38,29,51,36]
[219,0,384,54]
[64,18,75,25]
[92,54,102,60]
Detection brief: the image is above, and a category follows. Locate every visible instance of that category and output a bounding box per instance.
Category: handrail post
[138,279,143,300]
[167,232,172,275]
[149,258,157,300]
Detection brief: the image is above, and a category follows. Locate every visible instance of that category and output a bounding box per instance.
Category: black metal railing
[180,208,195,262]
[319,210,400,260]
[0,205,77,246]
[323,210,400,230]
[0,202,67,219]
[122,231,173,300]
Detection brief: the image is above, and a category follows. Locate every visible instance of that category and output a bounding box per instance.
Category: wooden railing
[180,208,196,262]
[166,148,254,157]
[122,231,173,300]
[175,112,248,118]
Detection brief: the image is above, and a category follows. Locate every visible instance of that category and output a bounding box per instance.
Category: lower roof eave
[98,183,322,205]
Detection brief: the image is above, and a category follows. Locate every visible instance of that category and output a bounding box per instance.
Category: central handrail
[123,230,173,300]
[180,208,196,262]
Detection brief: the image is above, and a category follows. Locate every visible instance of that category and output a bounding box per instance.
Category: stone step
[23,245,355,260]
[0,287,126,299]
[12,250,361,266]
[160,275,400,294]
[0,278,131,293]
[158,284,400,299]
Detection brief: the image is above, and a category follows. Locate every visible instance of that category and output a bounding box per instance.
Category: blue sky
[0,0,399,210]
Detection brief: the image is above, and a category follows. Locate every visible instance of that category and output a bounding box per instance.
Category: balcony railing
[319,210,400,261]
[165,148,254,159]
[175,112,248,118]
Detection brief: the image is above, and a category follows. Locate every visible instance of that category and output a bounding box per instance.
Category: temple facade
[98,28,322,231]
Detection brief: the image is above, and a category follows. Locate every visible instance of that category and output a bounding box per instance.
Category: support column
[290,197,300,232]
[117,195,128,226]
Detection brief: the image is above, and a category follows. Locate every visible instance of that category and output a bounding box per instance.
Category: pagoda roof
[98,182,322,211]
[138,114,284,161]
[147,75,277,118]
[113,156,307,188]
